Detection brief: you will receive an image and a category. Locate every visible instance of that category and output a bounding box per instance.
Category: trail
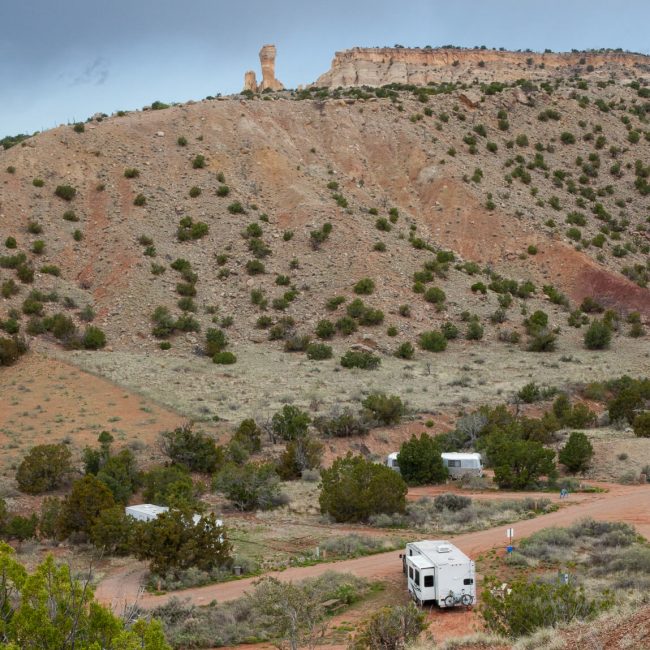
[96,482,650,611]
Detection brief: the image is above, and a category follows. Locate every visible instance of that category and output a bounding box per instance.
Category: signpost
[506,527,514,553]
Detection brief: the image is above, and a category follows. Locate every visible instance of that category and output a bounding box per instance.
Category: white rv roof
[387,452,399,460]
[125,504,169,516]
[441,452,482,460]
[409,540,471,565]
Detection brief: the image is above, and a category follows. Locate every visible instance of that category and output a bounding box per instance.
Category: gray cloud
[71,57,110,86]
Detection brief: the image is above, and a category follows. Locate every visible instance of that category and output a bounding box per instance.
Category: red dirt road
[100,482,650,612]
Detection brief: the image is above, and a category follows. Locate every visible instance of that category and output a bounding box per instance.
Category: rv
[401,540,476,607]
[441,452,483,478]
[386,452,400,472]
[125,504,222,527]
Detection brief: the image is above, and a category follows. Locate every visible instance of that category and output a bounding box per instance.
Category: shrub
[277,436,323,480]
[123,168,139,178]
[315,319,335,339]
[228,201,245,214]
[362,393,404,425]
[433,493,472,512]
[82,326,106,350]
[306,343,333,360]
[232,419,262,454]
[213,351,237,364]
[424,286,446,305]
[340,349,381,370]
[559,432,594,472]
[246,259,265,275]
[397,433,448,485]
[418,330,447,352]
[160,424,223,473]
[4,237,16,249]
[486,433,556,489]
[216,184,230,197]
[142,465,197,509]
[354,278,375,295]
[177,216,208,241]
[189,186,201,198]
[633,412,650,438]
[134,510,230,575]
[271,405,311,442]
[54,185,76,201]
[177,136,187,146]
[353,603,426,650]
[192,155,206,169]
[395,342,415,359]
[560,131,576,144]
[584,319,611,349]
[319,454,407,522]
[314,410,370,438]
[481,575,611,638]
[466,320,484,340]
[205,328,227,355]
[16,443,72,494]
[213,462,282,511]
[336,316,358,335]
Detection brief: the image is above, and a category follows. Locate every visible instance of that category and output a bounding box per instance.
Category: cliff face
[314,47,650,87]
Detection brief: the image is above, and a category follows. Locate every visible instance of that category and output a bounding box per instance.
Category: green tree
[16,444,72,494]
[319,454,407,523]
[213,462,281,511]
[486,433,556,489]
[272,405,311,442]
[58,475,116,537]
[584,319,612,349]
[141,465,198,509]
[0,544,170,649]
[352,602,426,650]
[159,423,223,473]
[232,419,262,453]
[608,384,644,424]
[397,433,448,486]
[558,432,594,472]
[97,449,141,504]
[133,510,231,576]
[38,497,63,540]
[277,436,323,480]
[90,506,134,556]
[480,575,611,638]
[633,412,650,438]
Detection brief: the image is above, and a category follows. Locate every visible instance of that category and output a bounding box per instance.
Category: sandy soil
[0,352,188,479]
[61,337,649,425]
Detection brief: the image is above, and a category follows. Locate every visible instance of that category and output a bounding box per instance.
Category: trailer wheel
[461,594,473,606]
[444,595,455,608]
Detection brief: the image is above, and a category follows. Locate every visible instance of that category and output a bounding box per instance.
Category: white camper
[125,504,169,522]
[386,452,400,472]
[125,504,221,527]
[441,452,483,478]
[401,540,476,607]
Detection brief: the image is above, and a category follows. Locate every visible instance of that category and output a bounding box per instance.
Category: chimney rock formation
[242,44,284,93]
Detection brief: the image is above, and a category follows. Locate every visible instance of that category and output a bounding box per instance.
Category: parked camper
[441,452,483,478]
[401,540,476,607]
[125,504,221,527]
[125,504,168,522]
[386,452,400,472]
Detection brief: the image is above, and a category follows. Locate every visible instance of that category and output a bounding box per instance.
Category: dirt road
[108,482,650,612]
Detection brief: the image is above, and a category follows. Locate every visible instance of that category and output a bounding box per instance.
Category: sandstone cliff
[314,47,650,87]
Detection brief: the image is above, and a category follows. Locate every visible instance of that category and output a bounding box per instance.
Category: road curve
[119,483,650,611]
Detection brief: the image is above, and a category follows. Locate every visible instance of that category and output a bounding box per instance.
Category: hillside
[1,57,649,419]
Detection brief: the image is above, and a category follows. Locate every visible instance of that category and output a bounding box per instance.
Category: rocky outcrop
[243,70,257,93]
[259,44,284,91]
[313,47,650,88]
[243,45,284,93]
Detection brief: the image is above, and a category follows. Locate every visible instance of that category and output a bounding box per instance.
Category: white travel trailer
[125,504,221,527]
[386,452,400,472]
[401,540,476,607]
[441,452,483,478]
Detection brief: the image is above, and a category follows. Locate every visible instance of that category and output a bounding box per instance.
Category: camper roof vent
[437,544,452,553]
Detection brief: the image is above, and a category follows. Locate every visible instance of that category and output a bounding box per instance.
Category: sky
[1,0,649,137]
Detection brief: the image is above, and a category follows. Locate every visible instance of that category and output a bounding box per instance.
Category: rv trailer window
[424,575,433,588]
[414,570,420,585]
[408,567,413,579]
[463,578,474,585]
[448,460,461,467]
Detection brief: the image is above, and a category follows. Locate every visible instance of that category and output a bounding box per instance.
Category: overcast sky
[1,0,649,137]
